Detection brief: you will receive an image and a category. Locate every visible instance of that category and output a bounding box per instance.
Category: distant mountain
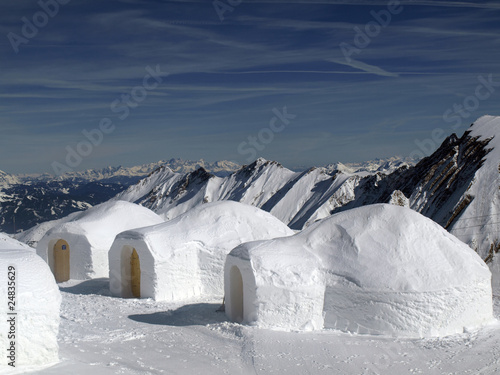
[153,159,240,177]
[111,156,418,229]
[0,159,240,234]
[0,170,20,189]
[112,116,499,273]
[324,156,416,175]
[15,158,241,184]
[0,180,121,234]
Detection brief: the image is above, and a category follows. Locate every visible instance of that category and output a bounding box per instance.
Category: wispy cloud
[330,58,399,77]
[1,0,500,173]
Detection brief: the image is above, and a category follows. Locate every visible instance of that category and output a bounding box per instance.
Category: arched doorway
[53,239,70,282]
[230,266,244,322]
[130,249,141,298]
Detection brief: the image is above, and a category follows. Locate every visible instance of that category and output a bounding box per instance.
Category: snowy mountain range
[11,158,241,184]
[0,157,411,234]
[0,159,241,233]
[111,116,499,272]
[323,156,416,175]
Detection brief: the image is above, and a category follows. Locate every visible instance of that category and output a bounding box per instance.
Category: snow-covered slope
[447,116,500,289]
[113,159,345,224]
[447,116,499,251]
[0,232,33,250]
[112,157,421,231]
[112,165,184,205]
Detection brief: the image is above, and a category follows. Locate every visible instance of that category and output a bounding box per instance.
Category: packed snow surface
[26,278,500,375]
[0,249,61,372]
[36,201,164,279]
[226,204,493,336]
[109,201,294,301]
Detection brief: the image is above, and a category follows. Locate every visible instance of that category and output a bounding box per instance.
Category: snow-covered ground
[14,278,500,375]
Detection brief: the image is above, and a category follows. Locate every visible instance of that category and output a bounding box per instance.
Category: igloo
[224,204,494,337]
[109,201,294,300]
[36,201,164,281]
[0,248,61,369]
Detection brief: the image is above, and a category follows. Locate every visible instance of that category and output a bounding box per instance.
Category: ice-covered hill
[113,116,499,274]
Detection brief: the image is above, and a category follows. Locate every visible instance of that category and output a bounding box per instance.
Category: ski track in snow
[26,279,500,375]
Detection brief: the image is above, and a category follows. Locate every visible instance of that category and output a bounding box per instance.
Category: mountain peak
[469,115,499,142]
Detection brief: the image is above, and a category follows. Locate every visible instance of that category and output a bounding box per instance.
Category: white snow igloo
[108,201,294,300]
[0,248,61,369]
[36,201,164,281]
[225,204,494,337]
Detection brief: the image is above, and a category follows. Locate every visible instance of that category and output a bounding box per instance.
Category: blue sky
[1,0,500,174]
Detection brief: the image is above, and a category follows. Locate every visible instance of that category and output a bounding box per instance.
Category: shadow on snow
[59,278,112,296]
[128,303,228,326]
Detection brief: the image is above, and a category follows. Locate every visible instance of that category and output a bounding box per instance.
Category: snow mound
[0,233,33,251]
[225,204,493,337]
[37,201,164,280]
[109,201,294,301]
[0,249,61,370]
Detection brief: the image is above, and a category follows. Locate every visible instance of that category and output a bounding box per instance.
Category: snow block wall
[0,249,61,369]
[225,204,494,337]
[36,201,164,281]
[109,201,294,301]
[225,240,325,330]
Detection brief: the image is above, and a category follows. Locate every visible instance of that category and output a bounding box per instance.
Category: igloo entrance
[53,239,70,282]
[229,266,244,322]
